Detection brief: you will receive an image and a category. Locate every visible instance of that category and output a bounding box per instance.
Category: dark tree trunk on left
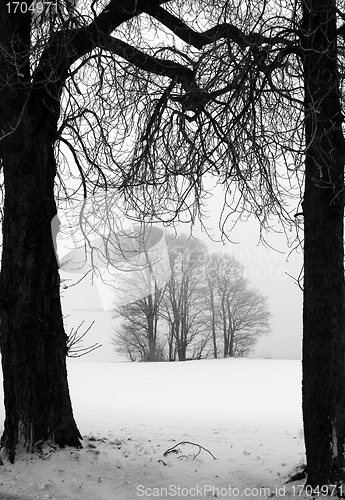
[0,9,82,462]
[0,103,82,462]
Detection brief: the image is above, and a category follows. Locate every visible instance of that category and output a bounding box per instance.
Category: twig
[163,441,217,460]
[62,270,92,289]
[67,320,102,358]
[158,459,169,466]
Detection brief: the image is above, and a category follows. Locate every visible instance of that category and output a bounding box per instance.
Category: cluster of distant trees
[112,233,271,362]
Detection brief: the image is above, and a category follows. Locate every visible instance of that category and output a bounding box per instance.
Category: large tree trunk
[0,91,82,461]
[301,0,345,486]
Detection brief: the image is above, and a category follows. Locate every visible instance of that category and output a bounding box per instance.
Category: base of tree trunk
[285,466,307,484]
[0,434,83,465]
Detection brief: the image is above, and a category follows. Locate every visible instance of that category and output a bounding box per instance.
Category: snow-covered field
[0,358,306,500]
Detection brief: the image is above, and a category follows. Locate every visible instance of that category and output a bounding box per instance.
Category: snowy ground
[0,358,307,500]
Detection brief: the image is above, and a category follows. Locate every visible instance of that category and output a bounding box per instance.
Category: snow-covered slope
[0,358,305,499]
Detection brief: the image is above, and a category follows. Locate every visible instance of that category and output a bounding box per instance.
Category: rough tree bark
[0,10,82,462]
[301,0,345,486]
[0,100,82,462]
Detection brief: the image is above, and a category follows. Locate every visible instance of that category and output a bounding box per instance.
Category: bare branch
[67,320,102,358]
[101,35,195,84]
[145,5,291,50]
[163,441,217,460]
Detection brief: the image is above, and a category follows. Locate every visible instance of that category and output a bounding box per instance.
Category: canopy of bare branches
[1,0,322,240]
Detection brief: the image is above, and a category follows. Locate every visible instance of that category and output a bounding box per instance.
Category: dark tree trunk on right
[301,0,345,486]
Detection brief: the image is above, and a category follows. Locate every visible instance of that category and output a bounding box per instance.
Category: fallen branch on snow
[163,441,217,461]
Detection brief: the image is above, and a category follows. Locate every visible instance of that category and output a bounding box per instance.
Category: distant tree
[205,259,219,359]
[113,235,271,362]
[206,253,271,358]
[111,226,168,362]
[163,234,210,361]
[112,298,167,362]
[113,324,141,362]
[188,331,214,360]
